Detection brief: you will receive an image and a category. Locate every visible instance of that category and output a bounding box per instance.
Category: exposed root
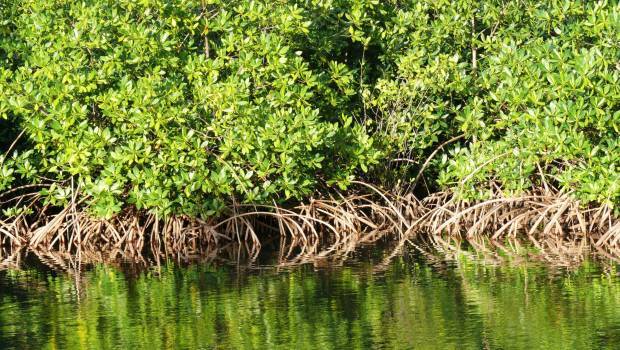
[0,185,618,269]
[419,189,620,251]
[0,189,418,266]
[0,208,253,262]
[275,192,422,266]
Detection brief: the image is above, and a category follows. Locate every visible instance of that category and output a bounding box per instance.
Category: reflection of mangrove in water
[0,248,618,350]
[2,231,618,276]
[412,235,620,270]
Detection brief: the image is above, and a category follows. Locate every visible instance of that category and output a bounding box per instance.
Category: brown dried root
[419,189,620,252]
[0,185,618,269]
[0,186,421,267]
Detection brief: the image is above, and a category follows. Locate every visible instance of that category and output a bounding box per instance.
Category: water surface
[0,249,618,349]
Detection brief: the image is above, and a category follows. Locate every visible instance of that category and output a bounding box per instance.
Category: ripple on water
[0,249,618,350]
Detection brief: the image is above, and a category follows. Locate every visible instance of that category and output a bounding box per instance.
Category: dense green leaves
[0,0,618,218]
[431,1,620,206]
[0,0,380,218]
[366,0,620,206]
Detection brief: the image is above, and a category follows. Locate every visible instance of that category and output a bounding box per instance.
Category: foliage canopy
[0,0,618,218]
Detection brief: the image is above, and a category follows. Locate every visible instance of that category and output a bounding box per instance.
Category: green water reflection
[0,253,618,349]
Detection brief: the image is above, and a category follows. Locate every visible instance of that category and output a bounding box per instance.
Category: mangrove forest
[0,1,619,349]
[0,0,619,256]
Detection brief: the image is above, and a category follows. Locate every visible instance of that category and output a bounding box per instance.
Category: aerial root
[0,185,618,266]
[420,189,618,251]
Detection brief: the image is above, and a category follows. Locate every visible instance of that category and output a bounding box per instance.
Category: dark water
[0,249,618,350]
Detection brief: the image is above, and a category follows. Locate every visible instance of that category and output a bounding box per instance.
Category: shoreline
[1,185,618,267]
